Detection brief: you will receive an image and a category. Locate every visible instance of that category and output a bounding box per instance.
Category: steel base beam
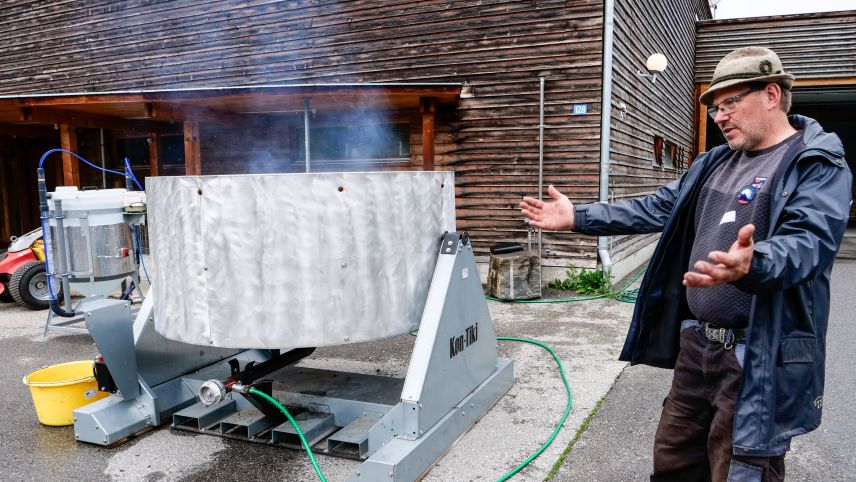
[347,357,513,481]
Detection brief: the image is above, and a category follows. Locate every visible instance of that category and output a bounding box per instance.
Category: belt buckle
[703,324,727,344]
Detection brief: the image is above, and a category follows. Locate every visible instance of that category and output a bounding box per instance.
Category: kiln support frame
[73,232,513,481]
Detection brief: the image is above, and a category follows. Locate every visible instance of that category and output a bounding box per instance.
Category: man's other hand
[519,185,574,231]
[683,224,755,288]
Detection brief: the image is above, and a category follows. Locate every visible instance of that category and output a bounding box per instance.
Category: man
[520,47,852,481]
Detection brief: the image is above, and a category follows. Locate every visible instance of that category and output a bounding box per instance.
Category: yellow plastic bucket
[31,239,45,261]
[22,361,109,426]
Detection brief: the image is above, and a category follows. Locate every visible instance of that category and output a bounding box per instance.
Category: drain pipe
[304,97,311,173]
[538,76,546,258]
[597,0,616,273]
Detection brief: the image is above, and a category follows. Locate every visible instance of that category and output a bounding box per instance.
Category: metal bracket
[439,231,469,255]
[83,298,140,399]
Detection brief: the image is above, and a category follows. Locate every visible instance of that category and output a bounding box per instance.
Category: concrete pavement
[0,277,635,481]
[5,260,851,481]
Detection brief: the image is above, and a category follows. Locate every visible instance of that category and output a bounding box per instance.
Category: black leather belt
[701,322,747,346]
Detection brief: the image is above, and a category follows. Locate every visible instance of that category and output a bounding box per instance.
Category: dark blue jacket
[573,116,852,455]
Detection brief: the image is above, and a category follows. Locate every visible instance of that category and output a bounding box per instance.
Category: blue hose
[38,149,147,307]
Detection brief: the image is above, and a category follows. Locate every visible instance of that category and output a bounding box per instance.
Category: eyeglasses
[707,87,761,120]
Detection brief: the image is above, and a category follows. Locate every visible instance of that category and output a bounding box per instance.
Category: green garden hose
[494,336,572,481]
[248,334,572,482]
[245,268,647,481]
[247,388,328,482]
[486,268,647,304]
[486,294,610,303]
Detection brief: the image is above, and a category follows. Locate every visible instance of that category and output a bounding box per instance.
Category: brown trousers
[650,325,785,482]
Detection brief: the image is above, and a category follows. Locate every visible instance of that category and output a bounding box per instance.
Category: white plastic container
[47,187,135,291]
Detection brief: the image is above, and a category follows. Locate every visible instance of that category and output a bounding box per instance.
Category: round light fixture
[646,53,668,73]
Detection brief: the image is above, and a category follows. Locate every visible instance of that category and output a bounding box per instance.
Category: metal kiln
[72,171,513,482]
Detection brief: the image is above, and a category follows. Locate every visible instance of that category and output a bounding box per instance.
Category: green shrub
[547,266,611,295]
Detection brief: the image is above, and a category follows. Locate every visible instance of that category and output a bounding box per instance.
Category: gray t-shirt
[686,131,803,327]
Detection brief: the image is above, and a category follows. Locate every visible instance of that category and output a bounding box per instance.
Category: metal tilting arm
[197,347,316,419]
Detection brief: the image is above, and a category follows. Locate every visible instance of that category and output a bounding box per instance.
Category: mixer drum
[47,188,136,282]
[146,172,456,348]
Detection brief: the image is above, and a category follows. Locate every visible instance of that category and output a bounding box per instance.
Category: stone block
[486,252,542,300]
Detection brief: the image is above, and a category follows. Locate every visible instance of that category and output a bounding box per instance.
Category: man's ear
[763,83,782,111]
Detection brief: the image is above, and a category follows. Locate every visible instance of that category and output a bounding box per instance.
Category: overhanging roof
[0,83,462,134]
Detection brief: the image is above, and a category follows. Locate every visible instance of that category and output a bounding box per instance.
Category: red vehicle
[0,228,56,310]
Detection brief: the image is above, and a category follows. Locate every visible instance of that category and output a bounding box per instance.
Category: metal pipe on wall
[99,128,107,188]
[597,0,615,273]
[52,200,74,313]
[303,97,311,173]
[538,76,545,258]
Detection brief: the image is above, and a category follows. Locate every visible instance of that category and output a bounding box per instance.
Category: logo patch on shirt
[736,177,767,204]
[719,210,736,224]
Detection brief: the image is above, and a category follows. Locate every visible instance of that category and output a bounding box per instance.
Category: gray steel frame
[73,232,513,481]
[44,209,145,336]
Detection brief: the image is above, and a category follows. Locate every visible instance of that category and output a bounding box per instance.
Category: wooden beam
[0,123,58,138]
[420,97,436,171]
[148,133,162,177]
[794,77,856,87]
[183,121,201,176]
[59,124,80,186]
[0,93,148,108]
[0,153,11,243]
[0,87,462,109]
[146,102,257,125]
[696,83,709,157]
[20,107,179,134]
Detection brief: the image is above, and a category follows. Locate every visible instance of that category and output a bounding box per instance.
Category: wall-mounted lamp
[636,53,668,83]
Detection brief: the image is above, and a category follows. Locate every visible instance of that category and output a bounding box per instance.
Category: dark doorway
[791,86,856,225]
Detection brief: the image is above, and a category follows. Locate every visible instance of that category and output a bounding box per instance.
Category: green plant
[547,266,612,295]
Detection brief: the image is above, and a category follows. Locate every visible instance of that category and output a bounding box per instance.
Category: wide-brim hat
[700,47,794,106]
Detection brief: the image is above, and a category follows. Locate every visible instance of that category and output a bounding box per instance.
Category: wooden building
[695,10,856,223]
[0,0,711,280]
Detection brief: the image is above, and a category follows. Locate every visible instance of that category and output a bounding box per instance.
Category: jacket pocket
[780,337,816,364]
[727,460,763,482]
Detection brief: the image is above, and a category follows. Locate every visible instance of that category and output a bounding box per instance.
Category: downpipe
[597,0,616,273]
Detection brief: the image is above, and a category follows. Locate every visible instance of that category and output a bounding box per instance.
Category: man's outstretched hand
[519,185,574,231]
[683,224,755,288]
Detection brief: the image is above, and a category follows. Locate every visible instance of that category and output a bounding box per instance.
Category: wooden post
[183,121,201,176]
[420,97,436,171]
[695,83,709,158]
[0,151,11,242]
[148,133,162,177]
[59,124,80,186]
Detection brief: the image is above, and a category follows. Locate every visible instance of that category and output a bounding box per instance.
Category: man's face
[711,84,767,151]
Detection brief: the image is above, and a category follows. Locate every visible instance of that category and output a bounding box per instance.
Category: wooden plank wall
[696,10,856,83]
[605,0,711,264]
[0,0,608,267]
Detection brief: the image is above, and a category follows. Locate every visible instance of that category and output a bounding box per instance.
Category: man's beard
[723,123,763,151]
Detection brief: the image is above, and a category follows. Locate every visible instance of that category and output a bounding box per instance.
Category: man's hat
[699,47,794,106]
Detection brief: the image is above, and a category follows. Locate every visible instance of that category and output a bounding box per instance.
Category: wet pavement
[0,275,637,482]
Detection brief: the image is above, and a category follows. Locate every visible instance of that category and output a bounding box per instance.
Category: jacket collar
[706,115,845,165]
[788,114,846,162]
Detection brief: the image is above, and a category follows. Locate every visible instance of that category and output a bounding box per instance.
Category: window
[116,138,150,166]
[653,136,687,170]
[296,123,410,166]
[662,140,675,169]
[159,135,185,166]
